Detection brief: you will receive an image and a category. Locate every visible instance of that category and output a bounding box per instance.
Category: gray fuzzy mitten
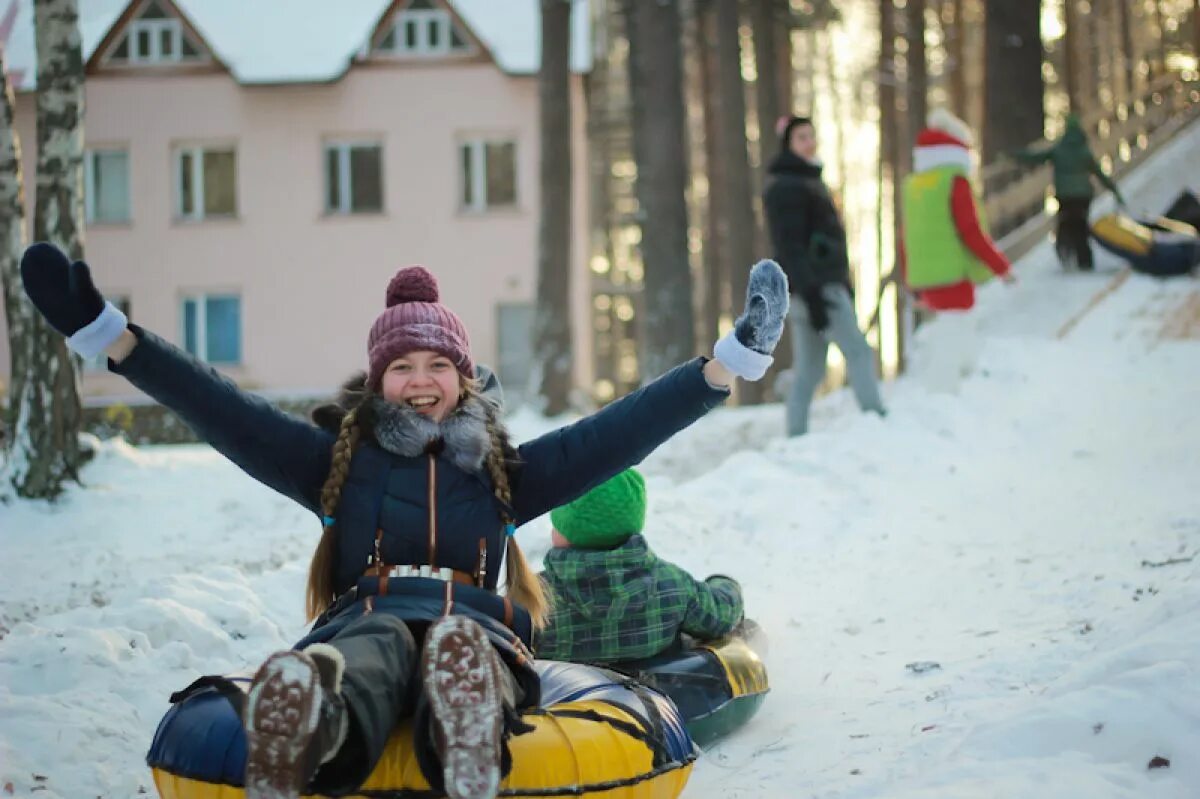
[713,259,789,381]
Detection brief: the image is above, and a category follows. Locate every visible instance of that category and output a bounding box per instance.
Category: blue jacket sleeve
[509,357,729,524]
[109,326,333,514]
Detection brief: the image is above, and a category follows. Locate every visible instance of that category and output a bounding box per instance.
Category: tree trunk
[622,0,695,381]
[1,52,36,493]
[533,0,574,415]
[4,0,88,499]
[1194,0,1200,67]
[1061,0,1084,114]
[948,0,968,118]
[750,0,782,198]
[906,0,928,144]
[1115,0,1136,105]
[1153,0,1168,77]
[713,0,761,403]
[1084,0,1102,118]
[880,0,906,371]
[748,0,792,400]
[697,0,727,348]
[982,0,1045,162]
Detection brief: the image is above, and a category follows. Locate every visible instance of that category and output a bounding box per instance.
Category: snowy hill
[2,123,1199,799]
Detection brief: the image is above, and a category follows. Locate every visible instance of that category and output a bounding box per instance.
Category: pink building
[0,0,594,408]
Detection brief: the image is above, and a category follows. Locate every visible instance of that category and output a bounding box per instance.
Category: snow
[1,0,590,91]
[3,125,1200,797]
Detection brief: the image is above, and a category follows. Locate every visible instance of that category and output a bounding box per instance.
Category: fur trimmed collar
[367,394,491,472]
[311,373,493,473]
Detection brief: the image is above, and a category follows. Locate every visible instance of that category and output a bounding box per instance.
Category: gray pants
[787,285,885,436]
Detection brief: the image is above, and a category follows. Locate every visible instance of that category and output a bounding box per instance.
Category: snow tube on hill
[613,630,770,748]
[1091,213,1200,277]
[147,660,695,799]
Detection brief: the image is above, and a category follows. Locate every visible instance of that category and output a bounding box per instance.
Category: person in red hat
[900,107,1015,313]
[899,109,1017,392]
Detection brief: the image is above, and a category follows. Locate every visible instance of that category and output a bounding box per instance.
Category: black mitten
[714,260,789,381]
[21,242,126,357]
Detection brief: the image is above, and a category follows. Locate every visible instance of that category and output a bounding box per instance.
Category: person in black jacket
[764,116,886,436]
[20,244,789,799]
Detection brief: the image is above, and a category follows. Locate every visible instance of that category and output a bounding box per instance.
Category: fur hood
[311,365,506,474]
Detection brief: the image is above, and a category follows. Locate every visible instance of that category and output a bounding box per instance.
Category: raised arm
[510,260,790,524]
[1009,145,1053,166]
[510,357,729,523]
[110,326,333,513]
[20,243,332,513]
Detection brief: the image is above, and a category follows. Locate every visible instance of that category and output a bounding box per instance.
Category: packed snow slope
[2,123,1199,798]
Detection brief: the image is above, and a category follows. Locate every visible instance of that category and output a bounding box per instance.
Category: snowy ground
[3,124,1200,798]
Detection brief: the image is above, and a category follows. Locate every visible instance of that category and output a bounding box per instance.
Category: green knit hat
[550,469,647,549]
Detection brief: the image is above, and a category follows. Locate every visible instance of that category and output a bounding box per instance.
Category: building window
[84,296,132,371]
[182,294,241,365]
[84,149,131,224]
[175,146,237,220]
[324,142,384,214]
[496,303,535,405]
[377,1,470,56]
[460,140,516,211]
[106,1,203,65]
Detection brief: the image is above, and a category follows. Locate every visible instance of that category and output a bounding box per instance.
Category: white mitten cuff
[67,301,128,360]
[713,330,773,381]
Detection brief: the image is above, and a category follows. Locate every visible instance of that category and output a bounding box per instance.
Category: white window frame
[175,145,237,221]
[127,17,184,64]
[84,148,131,224]
[324,140,384,215]
[461,138,517,212]
[180,293,242,365]
[385,9,461,55]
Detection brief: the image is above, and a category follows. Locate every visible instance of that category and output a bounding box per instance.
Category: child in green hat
[535,468,744,664]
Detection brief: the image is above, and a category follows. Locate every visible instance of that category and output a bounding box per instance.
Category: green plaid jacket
[535,534,744,664]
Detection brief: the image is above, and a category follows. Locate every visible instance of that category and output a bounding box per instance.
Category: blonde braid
[481,414,551,629]
[305,407,361,620]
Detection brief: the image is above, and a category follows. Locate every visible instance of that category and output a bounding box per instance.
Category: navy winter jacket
[110,326,729,699]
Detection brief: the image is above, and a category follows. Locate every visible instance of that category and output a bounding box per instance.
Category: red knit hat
[367,267,473,389]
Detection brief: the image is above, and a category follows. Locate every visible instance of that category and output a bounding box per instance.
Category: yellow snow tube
[147,661,695,799]
[1091,213,1154,258]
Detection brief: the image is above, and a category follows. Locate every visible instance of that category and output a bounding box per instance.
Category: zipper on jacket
[427,454,437,573]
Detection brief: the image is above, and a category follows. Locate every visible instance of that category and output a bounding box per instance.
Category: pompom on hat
[366,266,473,388]
[924,107,974,148]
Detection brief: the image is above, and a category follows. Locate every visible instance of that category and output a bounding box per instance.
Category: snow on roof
[0,0,592,92]
[453,0,593,75]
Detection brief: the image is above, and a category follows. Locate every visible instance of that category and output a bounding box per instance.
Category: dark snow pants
[1056,196,1094,271]
[308,613,520,795]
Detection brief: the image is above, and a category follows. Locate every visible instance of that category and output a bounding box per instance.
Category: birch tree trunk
[6,0,89,498]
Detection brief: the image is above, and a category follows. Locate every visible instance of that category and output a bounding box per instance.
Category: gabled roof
[0,0,592,92]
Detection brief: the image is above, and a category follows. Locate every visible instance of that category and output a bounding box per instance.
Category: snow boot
[244,646,348,799]
[421,615,506,799]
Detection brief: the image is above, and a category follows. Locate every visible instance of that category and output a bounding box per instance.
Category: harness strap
[168,675,247,719]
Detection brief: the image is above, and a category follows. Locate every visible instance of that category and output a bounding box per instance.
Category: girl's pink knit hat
[367,266,473,388]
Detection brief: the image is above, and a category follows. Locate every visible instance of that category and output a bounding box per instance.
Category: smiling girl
[20,246,788,799]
